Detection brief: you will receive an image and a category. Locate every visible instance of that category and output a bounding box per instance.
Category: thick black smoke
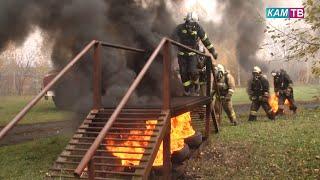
[0,0,266,110]
[0,0,180,111]
[210,0,266,71]
[221,0,266,71]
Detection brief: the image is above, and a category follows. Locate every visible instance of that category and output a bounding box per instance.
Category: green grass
[232,85,320,104]
[0,136,69,180]
[0,96,74,126]
[185,108,320,179]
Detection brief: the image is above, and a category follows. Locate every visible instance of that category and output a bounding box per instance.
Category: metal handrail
[74,38,167,176]
[100,41,146,53]
[167,39,211,58]
[0,40,146,140]
[74,37,215,176]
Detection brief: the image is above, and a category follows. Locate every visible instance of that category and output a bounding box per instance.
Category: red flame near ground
[105,112,195,166]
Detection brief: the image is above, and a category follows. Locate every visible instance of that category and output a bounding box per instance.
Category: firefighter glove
[209,48,218,60]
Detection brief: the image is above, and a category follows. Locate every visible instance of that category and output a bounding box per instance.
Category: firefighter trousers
[213,98,237,125]
[249,100,275,121]
[278,93,297,114]
[178,55,199,92]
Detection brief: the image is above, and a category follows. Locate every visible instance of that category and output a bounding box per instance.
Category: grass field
[232,85,320,104]
[0,136,70,180]
[0,96,74,126]
[186,108,320,179]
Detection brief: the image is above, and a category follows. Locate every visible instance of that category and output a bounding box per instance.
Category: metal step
[48,108,169,180]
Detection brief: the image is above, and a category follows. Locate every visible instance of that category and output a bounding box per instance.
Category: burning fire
[105,112,195,166]
[269,94,290,113]
[153,112,195,166]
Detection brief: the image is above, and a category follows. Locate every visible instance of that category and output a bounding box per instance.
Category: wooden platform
[105,96,211,116]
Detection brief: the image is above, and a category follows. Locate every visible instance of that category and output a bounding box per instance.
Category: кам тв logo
[266,8,304,19]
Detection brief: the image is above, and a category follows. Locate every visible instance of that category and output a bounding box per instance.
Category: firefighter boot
[276,108,284,116]
[276,104,285,115]
[248,115,257,121]
[183,85,191,96]
[267,111,276,121]
[229,112,238,126]
[231,120,238,126]
[290,106,297,114]
[193,83,200,96]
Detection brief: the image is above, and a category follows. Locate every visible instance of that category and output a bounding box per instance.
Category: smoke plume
[0,0,266,110]
[219,0,266,71]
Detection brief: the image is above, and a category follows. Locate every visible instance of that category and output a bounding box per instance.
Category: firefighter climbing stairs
[47,108,170,179]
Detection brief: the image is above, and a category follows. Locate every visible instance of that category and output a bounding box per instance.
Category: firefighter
[173,12,218,96]
[247,66,275,121]
[271,69,297,115]
[212,64,238,126]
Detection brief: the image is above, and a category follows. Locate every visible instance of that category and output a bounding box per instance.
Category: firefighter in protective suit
[173,12,218,96]
[247,66,275,121]
[212,64,238,126]
[271,69,297,115]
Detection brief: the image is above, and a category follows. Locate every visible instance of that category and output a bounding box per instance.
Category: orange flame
[269,94,290,113]
[105,112,195,167]
[153,112,195,166]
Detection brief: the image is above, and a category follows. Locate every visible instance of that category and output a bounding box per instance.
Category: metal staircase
[0,38,219,180]
[47,108,170,179]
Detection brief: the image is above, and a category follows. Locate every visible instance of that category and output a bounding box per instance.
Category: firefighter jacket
[173,23,215,56]
[214,72,235,96]
[274,70,293,92]
[247,75,270,97]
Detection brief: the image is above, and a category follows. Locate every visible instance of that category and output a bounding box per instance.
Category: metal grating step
[48,108,169,180]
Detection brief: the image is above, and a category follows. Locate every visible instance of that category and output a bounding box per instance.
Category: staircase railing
[0,36,217,179]
[0,40,146,140]
[74,37,216,179]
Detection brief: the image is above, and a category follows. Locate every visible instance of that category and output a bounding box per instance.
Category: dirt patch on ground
[0,120,81,146]
[180,141,252,180]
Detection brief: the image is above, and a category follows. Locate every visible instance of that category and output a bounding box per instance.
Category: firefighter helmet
[252,66,262,80]
[216,64,225,73]
[185,12,199,23]
[271,70,278,77]
[253,66,262,74]
[214,64,225,80]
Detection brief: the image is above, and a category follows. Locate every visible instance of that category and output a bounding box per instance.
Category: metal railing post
[93,42,102,109]
[205,58,212,138]
[211,63,220,133]
[163,122,171,180]
[162,40,172,179]
[88,159,95,180]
